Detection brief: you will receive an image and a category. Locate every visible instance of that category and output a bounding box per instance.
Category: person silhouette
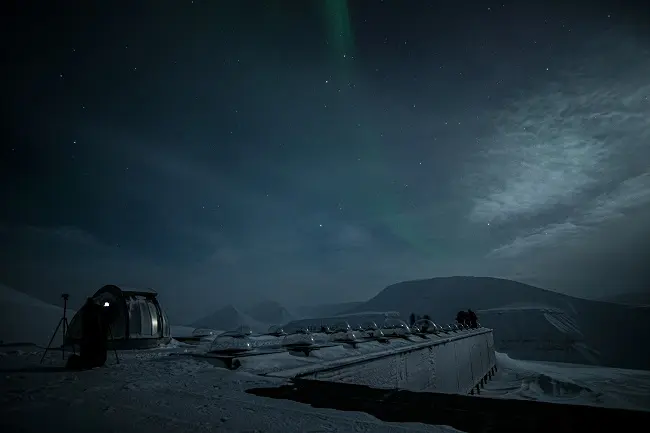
[467,309,478,328]
[456,310,468,326]
[79,298,108,368]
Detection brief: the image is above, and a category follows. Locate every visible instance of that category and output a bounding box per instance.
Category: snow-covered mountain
[477,305,600,365]
[293,301,365,319]
[599,291,650,306]
[243,300,293,325]
[0,283,75,347]
[342,276,650,370]
[191,300,367,334]
[190,304,269,333]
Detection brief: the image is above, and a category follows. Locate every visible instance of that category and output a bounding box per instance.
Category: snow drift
[484,352,650,411]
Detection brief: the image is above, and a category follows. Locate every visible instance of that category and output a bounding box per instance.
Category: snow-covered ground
[0,344,462,433]
[482,352,650,411]
[3,282,650,433]
[0,285,463,432]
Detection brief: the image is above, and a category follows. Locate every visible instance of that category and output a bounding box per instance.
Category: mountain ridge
[343,276,650,370]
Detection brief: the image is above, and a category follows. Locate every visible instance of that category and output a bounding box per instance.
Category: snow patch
[483,352,650,411]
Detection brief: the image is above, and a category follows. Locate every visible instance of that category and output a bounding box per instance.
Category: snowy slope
[343,277,650,370]
[0,346,462,433]
[0,284,75,347]
[599,292,650,306]
[483,352,650,412]
[478,305,600,365]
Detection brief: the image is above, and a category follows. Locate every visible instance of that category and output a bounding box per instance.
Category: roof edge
[96,284,158,298]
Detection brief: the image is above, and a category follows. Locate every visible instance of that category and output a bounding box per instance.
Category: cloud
[582,172,650,225]
[471,34,650,266]
[0,220,436,320]
[487,222,589,259]
[467,38,650,227]
[488,170,650,260]
[332,223,374,249]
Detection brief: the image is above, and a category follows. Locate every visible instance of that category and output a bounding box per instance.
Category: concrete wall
[270,329,496,395]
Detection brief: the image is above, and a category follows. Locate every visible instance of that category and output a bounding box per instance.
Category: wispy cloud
[488,222,589,259]
[487,171,650,259]
[468,40,650,227]
[469,134,609,224]
[582,172,650,225]
[473,36,650,261]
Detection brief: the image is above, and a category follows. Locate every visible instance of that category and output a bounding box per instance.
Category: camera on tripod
[40,292,120,367]
[40,293,74,363]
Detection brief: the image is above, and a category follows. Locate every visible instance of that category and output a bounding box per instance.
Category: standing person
[80,298,108,368]
[456,310,468,326]
[467,309,478,329]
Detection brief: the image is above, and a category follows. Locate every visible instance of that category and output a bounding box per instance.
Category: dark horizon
[2,0,649,322]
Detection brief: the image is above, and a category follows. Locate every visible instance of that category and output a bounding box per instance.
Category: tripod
[40,293,75,364]
[107,323,120,364]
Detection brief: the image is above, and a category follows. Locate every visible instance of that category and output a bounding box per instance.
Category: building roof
[95,284,158,298]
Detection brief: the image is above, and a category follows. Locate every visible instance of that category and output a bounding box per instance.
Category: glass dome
[192,328,219,338]
[282,329,315,348]
[415,319,442,334]
[232,325,253,336]
[209,330,253,354]
[330,321,351,332]
[268,325,286,336]
[361,321,379,331]
[328,321,357,342]
[329,328,361,343]
[329,331,359,343]
[358,321,383,339]
[381,318,411,336]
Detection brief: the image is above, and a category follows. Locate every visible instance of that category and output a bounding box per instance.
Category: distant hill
[243,300,293,325]
[190,304,269,333]
[599,292,650,306]
[0,283,75,347]
[342,276,650,370]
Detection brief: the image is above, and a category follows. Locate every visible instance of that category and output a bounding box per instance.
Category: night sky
[2,0,649,322]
